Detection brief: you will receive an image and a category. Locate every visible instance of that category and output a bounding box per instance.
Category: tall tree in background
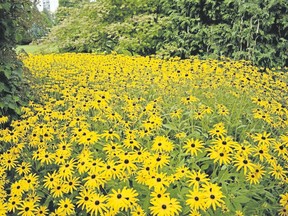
[46,0,288,67]
[59,0,90,7]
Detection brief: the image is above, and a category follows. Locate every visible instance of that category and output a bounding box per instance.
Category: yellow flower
[58,198,75,215]
[101,129,121,141]
[0,115,9,124]
[17,200,38,216]
[151,136,174,153]
[183,138,204,156]
[16,162,31,176]
[280,193,288,207]
[187,170,209,190]
[76,188,94,210]
[202,183,225,210]
[146,172,170,190]
[269,163,286,180]
[107,187,139,211]
[86,193,108,216]
[150,196,181,216]
[234,155,255,175]
[252,131,275,146]
[34,205,48,216]
[186,189,206,210]
[208,147,232,166]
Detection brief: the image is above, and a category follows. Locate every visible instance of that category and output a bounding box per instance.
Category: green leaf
[163,123,177,131]
[234,195,250,203]
[0,82,5,92]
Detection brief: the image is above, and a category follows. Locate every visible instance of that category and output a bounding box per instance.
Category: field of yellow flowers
[0,53,287,216]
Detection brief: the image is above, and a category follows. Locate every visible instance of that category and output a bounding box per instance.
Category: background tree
[45,0,288,67]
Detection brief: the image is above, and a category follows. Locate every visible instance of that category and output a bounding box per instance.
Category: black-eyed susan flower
[186,189,206,210]
[234,155,255,175]
[234,141,253,157]
[123,138,141,149]
[17,200,38,216]
[34,205,48,216]
[278,206,288,216]
[24,173,39,190]
[217,104,229,116]
[149,196,181,216]
[246,171,261,184]
[118,153,138,174]
[7,196,21,213]
[269,163,286,180]
[64,176,80,193]
[0,115,9,124]
[38,150,54,165]
[208,147,232,166]
[16,162,31,176]
[76,188,94,210]
[83,171,106,189]
[211,135,236,151]
[51,181,67,198]
[202,183,225,210]
[273,141,287,157]
[183,138,204,156]
[151,136,174,153]
[1,154,18,171]
[170,109,183,119]
[189,210,202,216]
[280,193,288,207]
[107,187,139,211]
[58,159,77,178]
[58,198,75,215]
[181,95,199,105]
[252,131,275,146]
[0,51,285,216]
[86,193,108,216]
[187,170,209,190]
[235,210,244,216]
[147,172,170,190]
[131,204,146,216]
[43,171,60,190]
[11,180,29,196]
[102,129,121,141]
[150,154,170,169]
[208,123,227,138]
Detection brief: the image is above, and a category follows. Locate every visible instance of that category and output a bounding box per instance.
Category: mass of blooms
[0,53,287,216]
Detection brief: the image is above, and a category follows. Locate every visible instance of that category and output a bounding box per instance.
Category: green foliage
[0,0,36,119]
[46,0,288,67]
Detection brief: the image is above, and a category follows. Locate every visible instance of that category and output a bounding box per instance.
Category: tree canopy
[45,0,288,67]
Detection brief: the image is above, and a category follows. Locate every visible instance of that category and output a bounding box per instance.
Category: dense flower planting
[0,53,287,216]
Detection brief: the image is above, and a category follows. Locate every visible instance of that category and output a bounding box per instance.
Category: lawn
[16,44,57,54]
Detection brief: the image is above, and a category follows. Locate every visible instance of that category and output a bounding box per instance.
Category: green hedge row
[47,0,287,67]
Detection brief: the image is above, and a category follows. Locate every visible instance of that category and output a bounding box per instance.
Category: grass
[16,44,58,54]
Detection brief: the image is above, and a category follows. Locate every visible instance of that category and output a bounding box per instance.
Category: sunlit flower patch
[0,53,287,215]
